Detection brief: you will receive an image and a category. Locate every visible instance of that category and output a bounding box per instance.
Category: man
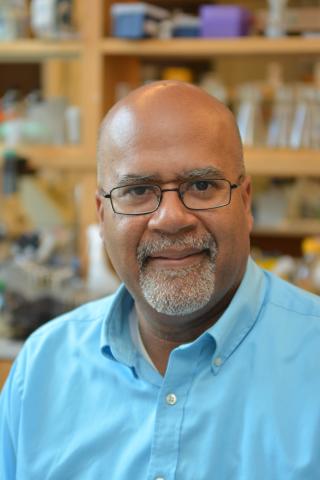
[1,81,320,479]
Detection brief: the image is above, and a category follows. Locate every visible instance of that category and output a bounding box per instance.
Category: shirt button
[213,357,222,367]
[155,477,165,480]
[166,393,177,405]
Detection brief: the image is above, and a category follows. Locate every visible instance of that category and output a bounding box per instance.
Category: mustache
[137,234,217,268]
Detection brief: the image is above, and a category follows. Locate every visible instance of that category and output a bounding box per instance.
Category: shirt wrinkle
[267,299,320,318]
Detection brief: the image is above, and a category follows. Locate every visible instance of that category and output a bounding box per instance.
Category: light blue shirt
[1,258,320,479]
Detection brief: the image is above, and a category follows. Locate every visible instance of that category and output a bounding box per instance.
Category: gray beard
[137,234,217,316]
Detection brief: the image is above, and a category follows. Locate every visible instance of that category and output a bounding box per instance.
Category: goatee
[137,233,217,316]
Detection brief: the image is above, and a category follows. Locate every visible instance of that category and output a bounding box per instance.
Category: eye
[193,180,212,191]
[119,184,155,198]
[129,186,149,196]
[188,180,217,192]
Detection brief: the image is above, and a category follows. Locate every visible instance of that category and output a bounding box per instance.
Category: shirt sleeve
[0,360,23,479]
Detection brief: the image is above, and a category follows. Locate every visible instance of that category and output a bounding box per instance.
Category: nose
[147,189,198,235]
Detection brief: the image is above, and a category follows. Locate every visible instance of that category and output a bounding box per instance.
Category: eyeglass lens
[110,179,232,214]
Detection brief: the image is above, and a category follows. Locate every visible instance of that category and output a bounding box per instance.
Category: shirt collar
[100,257,266,373]
[100,285,136,367]
[206,256,266,373]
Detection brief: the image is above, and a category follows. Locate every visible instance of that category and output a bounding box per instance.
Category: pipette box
[111,2,169,39]
[200,5,251,38]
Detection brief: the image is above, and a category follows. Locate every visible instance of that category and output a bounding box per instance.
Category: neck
[135,288,236,375]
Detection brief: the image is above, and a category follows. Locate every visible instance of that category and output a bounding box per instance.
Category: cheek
[101,213,144,278]
[207,209,250,294]
[204,206,250,259]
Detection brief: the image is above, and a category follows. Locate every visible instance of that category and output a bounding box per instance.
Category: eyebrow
[177,167,226,180]
[115,174,160,187]
[115,167,226,187]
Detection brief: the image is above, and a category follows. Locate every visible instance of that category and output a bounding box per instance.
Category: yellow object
[302,237,320,256]
[295,236,320,294]
[162,67,193,83]
[255,258,278,271]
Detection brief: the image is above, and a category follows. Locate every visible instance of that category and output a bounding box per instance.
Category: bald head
[97,81,244,186]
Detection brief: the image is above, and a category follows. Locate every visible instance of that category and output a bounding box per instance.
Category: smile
[147,249,208,268]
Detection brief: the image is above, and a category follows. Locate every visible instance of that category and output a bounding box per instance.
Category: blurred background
[0,0,320,383]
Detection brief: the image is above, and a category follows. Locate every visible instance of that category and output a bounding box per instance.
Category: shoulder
[13,290,121,375]
[263,269,320,319]
[2,289,125,406]
[30,292,117,342]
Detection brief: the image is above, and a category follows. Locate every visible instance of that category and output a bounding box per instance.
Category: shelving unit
[0,40,83,61]
[253,220,320,238]
[0,144,89,170]
[100,36,320,57]
[244,148,320,177]
[2,144,318,175]
[99,1,320,252]
[0,0,319,266]
[0,0,320,377]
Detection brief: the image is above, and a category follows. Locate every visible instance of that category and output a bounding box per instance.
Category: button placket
[147,344,203,480]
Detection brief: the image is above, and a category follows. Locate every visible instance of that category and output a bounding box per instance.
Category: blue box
[173,14,200,38]
[111,3,169,39]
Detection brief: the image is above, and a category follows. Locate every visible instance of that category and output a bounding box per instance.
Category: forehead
[101,98,241,185]
[104,139,236,188]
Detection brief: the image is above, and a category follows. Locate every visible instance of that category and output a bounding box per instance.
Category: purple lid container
[200,5,251,38]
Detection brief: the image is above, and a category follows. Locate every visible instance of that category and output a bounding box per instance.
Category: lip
[147,249,208,267]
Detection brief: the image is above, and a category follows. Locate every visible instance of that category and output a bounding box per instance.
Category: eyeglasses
[100,178,242,216]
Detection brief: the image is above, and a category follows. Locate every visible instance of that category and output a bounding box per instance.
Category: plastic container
[111,2,169,39]
[31,0,75,40]
[172,13,200,38]
[200,5,251,38]
[0,0,28,40]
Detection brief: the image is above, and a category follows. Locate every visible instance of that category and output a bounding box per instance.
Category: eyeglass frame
[99,177,243,216]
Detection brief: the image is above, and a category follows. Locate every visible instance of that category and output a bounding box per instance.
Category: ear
[240,176,254,233]
[95,190,105,238]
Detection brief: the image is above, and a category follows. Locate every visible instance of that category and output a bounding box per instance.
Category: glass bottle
[267,85,294,148]
[236,84,266,147]
[265,0,289,38]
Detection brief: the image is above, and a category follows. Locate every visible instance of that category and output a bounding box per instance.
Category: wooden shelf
[245,148,320,177]
[0,145,93,170]
[1,145,318,175]
[253,220,320,237]
[0,40,83,61]
[101,36,320,58]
